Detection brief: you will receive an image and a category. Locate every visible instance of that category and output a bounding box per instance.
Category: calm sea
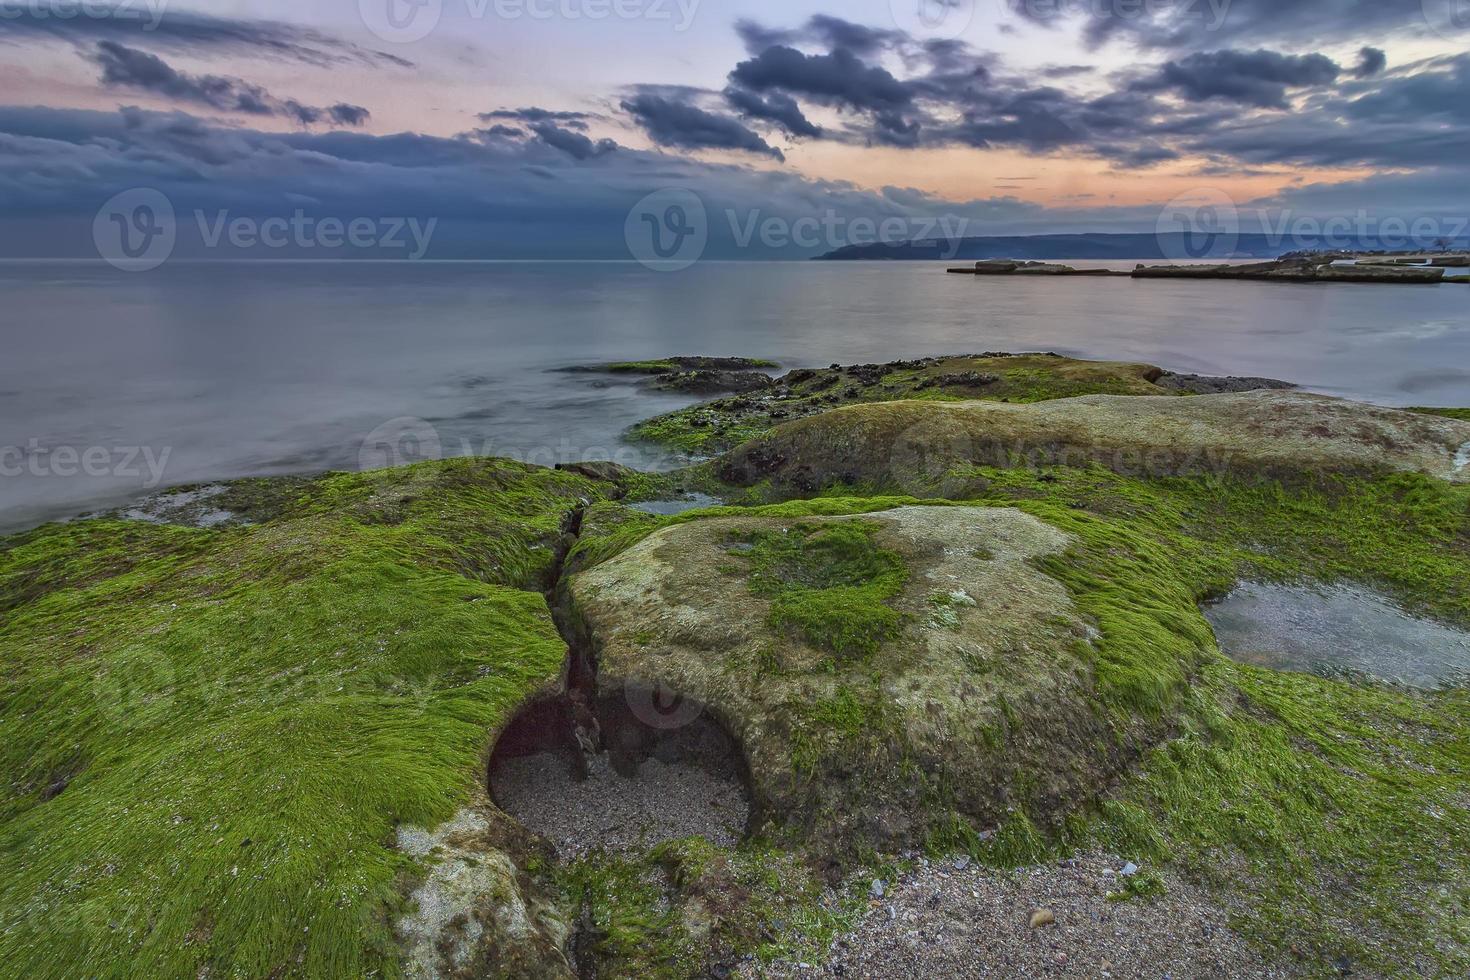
[2,260,1468,532]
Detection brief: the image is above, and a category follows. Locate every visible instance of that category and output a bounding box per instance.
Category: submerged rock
[569,506,1201,859]
[718,390,1470,495]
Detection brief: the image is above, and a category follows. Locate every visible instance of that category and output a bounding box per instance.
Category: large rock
[717,390,1470,495]
[568,506,1203,859]
[397,793,576,980]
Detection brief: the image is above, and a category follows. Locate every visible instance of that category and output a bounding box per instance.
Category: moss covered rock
[719,390,1470,495]
[0,459,609,979]
[627,354,1191,456]
[569,505,1208,861]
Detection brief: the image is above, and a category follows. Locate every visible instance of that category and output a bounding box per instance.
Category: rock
[718,390,1470,494]
[1121,862,1140,877]
[1153,372,1294,395]
[395,797,575,979]
[555,460,636,484]
[569,506,1197,860]
[871,880,886,900]
[1131,259,1447,283]
[1030,909,1056,929]
[646,370,776,395]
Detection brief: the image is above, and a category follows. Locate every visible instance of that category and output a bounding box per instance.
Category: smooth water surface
[3,260,1469,531]
[1205,582,1470,689]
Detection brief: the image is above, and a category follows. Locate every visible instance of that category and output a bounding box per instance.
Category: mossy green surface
[569,463,1470,976]
[0,459,604,979]
[5,361,1468,978]
[559,838,860,978]
[738,520,908,660]
[628,354,1174,455]
[1412,406,1470,422]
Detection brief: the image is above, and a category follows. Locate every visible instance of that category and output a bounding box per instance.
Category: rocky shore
[946,256,1467,284]
[3,354,1468,979]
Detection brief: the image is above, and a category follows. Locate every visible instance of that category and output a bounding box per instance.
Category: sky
[1,0,1468,260]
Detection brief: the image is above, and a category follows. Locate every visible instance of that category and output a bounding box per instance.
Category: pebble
[740,852,1293,980]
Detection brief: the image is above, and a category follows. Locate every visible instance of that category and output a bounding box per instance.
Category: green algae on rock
[717,389,1470,496]
[568,504,1210,860]
[0,459,611,980]
[626,353,1193,456]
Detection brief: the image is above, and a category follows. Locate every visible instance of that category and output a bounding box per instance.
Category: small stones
[1029,909,1057,929]
[743,852,1279,980]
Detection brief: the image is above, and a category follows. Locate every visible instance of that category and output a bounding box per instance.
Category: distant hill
[814,233,1469,261]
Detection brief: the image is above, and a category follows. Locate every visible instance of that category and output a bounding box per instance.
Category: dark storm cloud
[1353,47,1388,79]
[478,108,597,131]
[329,104,372,127]
[2,102,1467,262]
[733,15,903,56]
[730,46,915,113]
[1013,0,1457,52]
[0,5,411,67]
[723,88,822,138]
[528,122,617,160]
[696,15,1470,177]
[620,93,785,160]
[92,40,274,116]
[88,42,369,127]
[1343,54,1470,124]
[471,109,618,157]
[0,103,1052,260]
[1136,50,1341,109]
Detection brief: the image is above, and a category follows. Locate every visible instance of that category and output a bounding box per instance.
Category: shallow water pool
[1204,582,1470,689]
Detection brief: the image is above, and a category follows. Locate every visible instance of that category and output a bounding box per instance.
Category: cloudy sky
[2,0,1468,258]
